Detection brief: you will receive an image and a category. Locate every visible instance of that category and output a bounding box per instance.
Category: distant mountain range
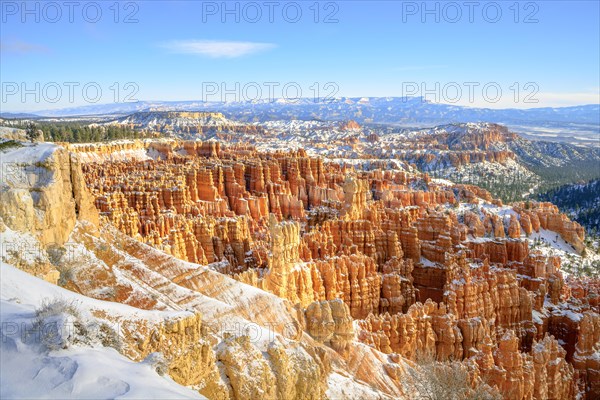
[3,97,598,145]
[4,97,598,123]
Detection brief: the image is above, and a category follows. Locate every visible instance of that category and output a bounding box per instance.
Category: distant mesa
[338,120,361,131]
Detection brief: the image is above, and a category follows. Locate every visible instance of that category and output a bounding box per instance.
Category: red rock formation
[464,211,485,237]
[357,300,438,359]
[338,120,361,131]
[514,202,586,253]
[475,331,575,400]
[75,140,597,399]
[507,214,521,238]
[305,299,354,354]
[380,257,416,314]
[572,312,600,397]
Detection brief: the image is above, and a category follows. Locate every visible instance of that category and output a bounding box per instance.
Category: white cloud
[0,39,49,54]
[160,40,276,58]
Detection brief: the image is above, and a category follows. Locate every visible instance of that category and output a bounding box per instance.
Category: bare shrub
[55,263,75,287]
[408,353,501,400]
[33,297,121,352]
[33,298,82,351]
[46,245,66,266]
[97,322,121,352]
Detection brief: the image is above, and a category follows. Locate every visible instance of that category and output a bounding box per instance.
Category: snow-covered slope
[0,262,205,400]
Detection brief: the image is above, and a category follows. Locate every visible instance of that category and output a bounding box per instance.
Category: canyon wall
[4,139,598,399]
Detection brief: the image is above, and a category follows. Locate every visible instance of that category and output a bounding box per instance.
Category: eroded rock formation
[5,138,597,399]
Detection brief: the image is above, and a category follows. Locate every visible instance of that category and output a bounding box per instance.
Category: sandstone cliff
[3,138,598,399]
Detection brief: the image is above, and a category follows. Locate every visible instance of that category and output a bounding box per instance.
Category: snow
[0,262,205,399]
[326,372,394,400]
[0,142,60,188]
[1,252,188,323]
[525,226,600,278]
[563,310,583,322]
[479,203,518,218]
[466,236,505,245]
[1,225,49,265]
[573,136,595,141]
[0,142,57,164]
[419,257,437,267]
[529,228,577,255]
[430,178,454,186]
[528,133,559,138]
[76,148,150,163]
[0,142,61,191]
[532,310,545,325]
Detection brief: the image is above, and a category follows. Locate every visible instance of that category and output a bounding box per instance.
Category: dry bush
[407,352,501,400]
[33,297,121,352]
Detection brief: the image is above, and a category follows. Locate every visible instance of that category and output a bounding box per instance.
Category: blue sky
[1,0,599,111]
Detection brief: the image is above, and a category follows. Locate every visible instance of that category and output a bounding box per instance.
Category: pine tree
[25,122,38,142]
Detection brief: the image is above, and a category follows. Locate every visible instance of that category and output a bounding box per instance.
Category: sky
[1,0,599,112]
